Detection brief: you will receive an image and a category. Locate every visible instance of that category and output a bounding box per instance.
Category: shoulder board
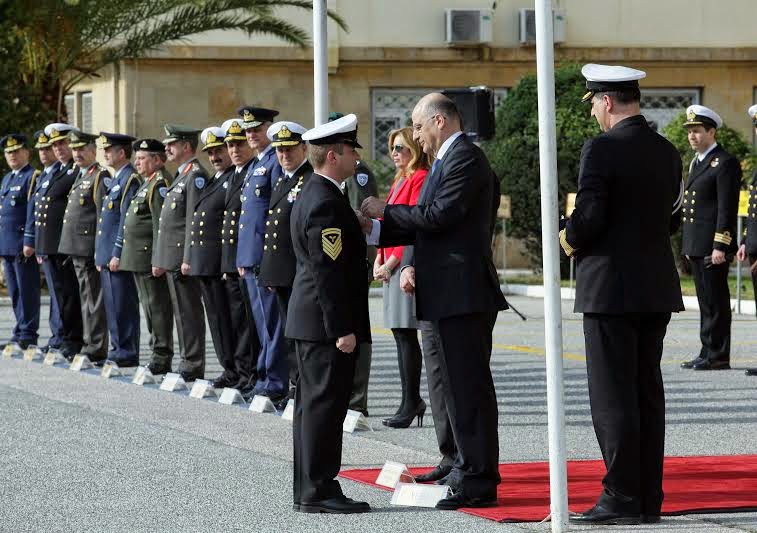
[27,170,41,201]
[121,173,142,203]
[147,176,170,211]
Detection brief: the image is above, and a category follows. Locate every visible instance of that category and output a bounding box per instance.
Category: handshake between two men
[355,196,416,296]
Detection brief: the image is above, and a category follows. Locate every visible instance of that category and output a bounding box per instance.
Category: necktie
[431,158,440,175]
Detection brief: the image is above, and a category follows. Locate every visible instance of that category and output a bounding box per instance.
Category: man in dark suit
[679,105,741,371]
[37,123,83,360]
[738,104,757,376]
[258,121,312,402]
[561,64,684,525]
[361,93,507,510]
[288,114,371,514]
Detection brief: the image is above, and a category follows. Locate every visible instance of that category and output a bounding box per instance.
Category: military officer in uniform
[153,124,207,382]
[328,112,377,416]
[679,105,741,371]
[560,65,684,525]
[737,103,757,376]
[288,114,371,514]
[26,130,64,352]
[39,123,84,359]
[58,131,110,363]
[95,133,142,367]
[120,138,174,374]
[0,134,41,350]
[258,121,312,400]
[189,125,246,388]
[236,105,288,402]
[220,118,257,393]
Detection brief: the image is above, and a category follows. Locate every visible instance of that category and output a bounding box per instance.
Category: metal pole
[313,0,328,126]
[534,1,569,531]
[737,216,743,314]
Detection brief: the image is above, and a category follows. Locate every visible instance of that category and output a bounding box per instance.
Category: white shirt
[285,159,308,179]
[319,173,343,193]
[435,131,464,162]
[697,142,718,162]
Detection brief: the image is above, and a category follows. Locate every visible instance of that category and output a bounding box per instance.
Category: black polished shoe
[435,491,497,510]
[414,464,452,483]
[298,496,371,514]
[641,514,661,524]
[569,504,640,525]
[693,359,730,371]
[106,358,140,368]
[18,340,33,350]
[146,362,172,375]
[212,372,240,389]
[179,370,203,382]
[745,368,757,376]
[680,356,705,369]
[382,400,426,429]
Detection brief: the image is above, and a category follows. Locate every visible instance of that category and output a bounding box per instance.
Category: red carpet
[340,455,757,522]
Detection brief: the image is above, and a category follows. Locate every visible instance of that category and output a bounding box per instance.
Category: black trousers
[433,312,500,497]
[583,312,671,515]
[225,273,255,381]
[293,339,356,505]
[45,254,83,357]
[391,328,423,414]
[419,320,456,468]
[166,271,206,375]
[689,257,731,362]
[198,275,236,376]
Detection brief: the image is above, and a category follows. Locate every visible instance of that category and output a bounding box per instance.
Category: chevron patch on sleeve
[322,228,342,260]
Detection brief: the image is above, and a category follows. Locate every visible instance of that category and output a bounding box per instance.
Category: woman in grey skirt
[374,127,429,428]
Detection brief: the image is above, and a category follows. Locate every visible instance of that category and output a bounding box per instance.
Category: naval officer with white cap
[561,64,684,525]
[679,104,742,372]
[286,114,371,514]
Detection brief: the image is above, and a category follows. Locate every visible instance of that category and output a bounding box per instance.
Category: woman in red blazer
[374,127,429,428]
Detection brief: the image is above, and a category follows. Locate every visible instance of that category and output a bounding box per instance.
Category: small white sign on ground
[43,351,68,366]
[281,399,295,422]
[390,483,450,508]
[159,372,188,392]
[375,461,415,489]
[132,366,160,385]
[189,379,217,399]
[343,409,372,433]
[23,346,43,361]
[218,388,246,405]
[69,355,93,372]
[101,362,135,379]
[249,395,276,413]
[2,343,22,359]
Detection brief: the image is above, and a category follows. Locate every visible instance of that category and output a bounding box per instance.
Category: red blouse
[378,167,428,262]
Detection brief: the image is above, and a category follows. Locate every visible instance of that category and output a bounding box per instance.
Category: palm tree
[10,0,346,120]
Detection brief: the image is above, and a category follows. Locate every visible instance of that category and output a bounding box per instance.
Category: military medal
[171,202,177,209]
[108,201,114,209]
[79,198,85,206]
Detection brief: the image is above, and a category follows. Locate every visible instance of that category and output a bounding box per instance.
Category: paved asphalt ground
[1,295,757,532]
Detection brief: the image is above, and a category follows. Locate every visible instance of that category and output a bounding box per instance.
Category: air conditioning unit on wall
[445,9,493,46]
[519,8,566,45]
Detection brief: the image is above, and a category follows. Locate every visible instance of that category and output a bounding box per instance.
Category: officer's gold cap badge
[207,132,217,144]
[50,128,59,138]
[7,137,18,147]
[70,132,80,143]
[140,140,148,149]
[687,110,697,121]
[278,126,292,139]
[228,121,242,135]
[98,134,108,146]
[243,110,255,122]
[39,134,48,144]
[322,228,342,260]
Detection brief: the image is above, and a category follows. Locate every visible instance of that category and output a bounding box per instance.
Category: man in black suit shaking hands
[361,92,507,510]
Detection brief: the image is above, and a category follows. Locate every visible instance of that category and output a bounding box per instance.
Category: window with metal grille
[80,92,93,133]
[640,88,701,134]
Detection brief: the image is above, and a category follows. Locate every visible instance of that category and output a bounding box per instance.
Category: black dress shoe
[18,340,33,350]
[382,400,426,429]
[745,368,757,376]
[212,372,240,389]
[179,370,203,382]
[569,504,640,525]
[106,358,140,368]
[146,362,172,375]
[435,491,497,510]
[680,356,705,369]
[298,497,370,514]
[414,464,452,483]
[693,359,730,370]
[641,514,661,524]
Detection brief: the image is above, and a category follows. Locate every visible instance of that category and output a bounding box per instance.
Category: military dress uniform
[153,125,207,380]
[258,121,313,396]
[36,123,83,358]
[680,106,741,371]
[287,117,371,512]
[0,135,40,348]
[26,131,64,350]
[120,140,174,373]
[58,132,110,362]
[744,169,757,307]
[236,107,288,400]
[93,133,142,366]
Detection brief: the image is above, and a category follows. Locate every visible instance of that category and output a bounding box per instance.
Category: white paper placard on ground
[23,346,44,361]
[189,379,217,399]
[2,343,22,359]
[43,351,68,366]
[281,399,295,422]
[218,388,246,405]
[249,395,276,413]
[343,409,372,433]
[100,362,135,379]
[159,372,188,392]
[132,366,160,385]
[375,461,415,489]
[69,355,93,372]
[390,483,450,508]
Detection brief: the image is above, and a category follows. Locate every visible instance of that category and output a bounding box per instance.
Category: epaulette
[27,170,41,201]
[122,172,143,203]
[147,174,169,211]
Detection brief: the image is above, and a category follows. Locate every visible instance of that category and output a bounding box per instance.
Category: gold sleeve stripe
[714,231,732,245]
[559,228,576,257]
